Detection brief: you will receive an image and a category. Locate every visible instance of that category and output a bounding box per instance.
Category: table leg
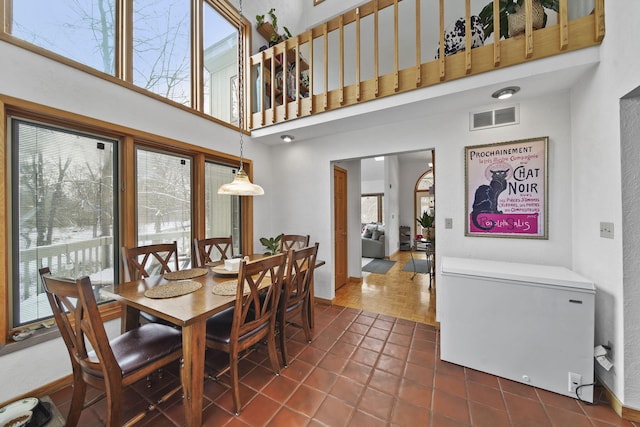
[308,276,315,329]
[122,305,140,333]
[181,321,205,427]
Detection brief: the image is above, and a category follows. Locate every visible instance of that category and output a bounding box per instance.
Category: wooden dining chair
[38,267,184,427]
[205,253,286,415]
[278,243,319,367]
[121,241,179,281]
[278,234,310,252]
[193,236,233,267]
[121,241,179,325]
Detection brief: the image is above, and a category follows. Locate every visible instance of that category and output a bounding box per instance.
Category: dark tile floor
[50,304,637,426]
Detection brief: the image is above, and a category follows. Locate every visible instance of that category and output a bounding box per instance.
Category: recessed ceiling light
[492,86,520,100]
[281,135,294,143]
[374,156,384,161]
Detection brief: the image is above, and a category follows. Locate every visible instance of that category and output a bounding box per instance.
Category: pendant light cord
[237,0,245,172]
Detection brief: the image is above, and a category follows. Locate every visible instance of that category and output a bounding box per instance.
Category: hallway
[334,250,436,325]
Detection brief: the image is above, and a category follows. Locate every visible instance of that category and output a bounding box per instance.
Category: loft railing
[249,0,604,129]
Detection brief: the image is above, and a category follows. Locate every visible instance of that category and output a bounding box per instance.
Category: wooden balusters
[465,0,471,73]
[374,0,379,97]
[438,0,445,80]
[393,0,399,91]
[415,0,421,87]
[248,0,605,130]
[356,7,361,101]
[323,22,328,110]
[339,15,345,105]
[559,0,568,50]
[525,0,533,58]
[493,0,501,66]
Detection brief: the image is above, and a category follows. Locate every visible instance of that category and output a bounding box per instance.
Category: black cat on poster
[471,169,509,231]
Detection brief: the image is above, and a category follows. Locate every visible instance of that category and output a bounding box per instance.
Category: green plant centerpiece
[259,235,281,255]
[416,211,435,239]
[479,0,559,40]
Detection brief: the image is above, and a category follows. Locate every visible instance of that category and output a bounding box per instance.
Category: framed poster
[465,137,548,238]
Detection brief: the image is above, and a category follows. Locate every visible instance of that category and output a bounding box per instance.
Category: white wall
[384,156,400,255]
[0,320,120,403]
[569,0,640,407]
[269,91,574,304]
[361,157,385,194]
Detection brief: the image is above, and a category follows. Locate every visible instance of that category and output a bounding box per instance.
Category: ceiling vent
[470,105,519,131]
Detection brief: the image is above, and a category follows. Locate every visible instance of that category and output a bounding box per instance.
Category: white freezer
[439,257,595,402]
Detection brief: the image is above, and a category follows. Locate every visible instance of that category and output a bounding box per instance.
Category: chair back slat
[39,267,118,378]
[283,243,319,310]
[233,253,286,342]
[279,234,310,252]
[122,241,179,281]
[194,236,233,267]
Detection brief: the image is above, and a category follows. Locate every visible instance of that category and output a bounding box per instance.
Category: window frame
[0,0,249,131]
[0,94,257,345]
[10,118,120,328]
[361,193,384,224]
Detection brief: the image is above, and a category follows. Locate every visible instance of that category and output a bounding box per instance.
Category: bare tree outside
[11,0,191,104]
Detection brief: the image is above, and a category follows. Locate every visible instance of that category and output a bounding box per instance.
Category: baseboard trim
[0,374,72,408]
[349,276,362,284]
[600,382,640,422]
[315,297,334,305]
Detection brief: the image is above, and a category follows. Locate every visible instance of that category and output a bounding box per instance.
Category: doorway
[334,166,348,291]
[332,150,437,324]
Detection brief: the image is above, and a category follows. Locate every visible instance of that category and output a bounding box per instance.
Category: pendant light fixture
[218,0,264,196]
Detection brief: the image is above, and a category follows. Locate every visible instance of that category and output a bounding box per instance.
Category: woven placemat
[163,268,208,280]
[212,280,249,296]
[144,280,202,299]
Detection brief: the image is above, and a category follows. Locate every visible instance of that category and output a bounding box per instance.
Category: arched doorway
[414,168,434,239]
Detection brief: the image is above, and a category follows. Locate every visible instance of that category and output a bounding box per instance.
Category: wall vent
[470,105,519,131]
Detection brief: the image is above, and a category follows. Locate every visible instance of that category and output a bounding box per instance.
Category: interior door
[334,166,348,290]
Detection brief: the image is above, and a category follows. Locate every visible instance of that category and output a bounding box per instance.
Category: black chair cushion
[86,323,182,377]
[205,307,267,345]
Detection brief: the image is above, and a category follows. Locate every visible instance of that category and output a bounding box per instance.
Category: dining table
[101,254,325,427]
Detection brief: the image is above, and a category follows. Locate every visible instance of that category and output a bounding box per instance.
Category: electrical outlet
[568,372,582,393]
[600,222,614,239]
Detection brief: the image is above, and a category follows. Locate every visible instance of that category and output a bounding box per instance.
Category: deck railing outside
[249,0,604,129]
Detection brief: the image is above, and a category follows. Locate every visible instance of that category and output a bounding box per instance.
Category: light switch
[445,218,453,229]
[600,222,614,239]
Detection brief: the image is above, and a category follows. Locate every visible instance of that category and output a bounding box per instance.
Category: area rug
[362,259,396,274]
[402,259,431,274]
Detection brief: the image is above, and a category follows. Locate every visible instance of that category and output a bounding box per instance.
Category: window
[361,193,384,224]
[3,0,243,125]
[11,119,117,326]
[133,0,191,106]
[203,3,239,123]
[204,162,241,254]
[1,97,257,341]
[415,169,434,231]
[9,0,117,75]
[136,148,192,267]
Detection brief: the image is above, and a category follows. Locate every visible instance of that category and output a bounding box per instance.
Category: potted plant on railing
[479,0,560,40]
[416,211,435,240]
[256,8,292,47]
